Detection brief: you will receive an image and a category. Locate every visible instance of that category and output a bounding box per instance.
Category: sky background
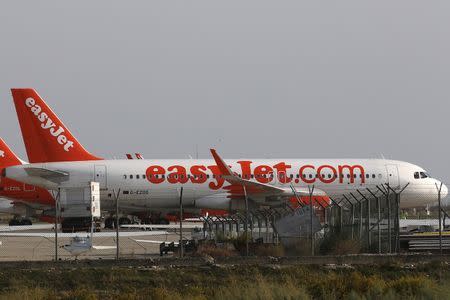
[0,1,449,182]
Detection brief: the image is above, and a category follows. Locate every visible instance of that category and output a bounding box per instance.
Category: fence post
[436,183,443,255]
[308,185,315,256]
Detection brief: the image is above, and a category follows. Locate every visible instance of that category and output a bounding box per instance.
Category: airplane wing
[0,224,54,232]
[24,167,69,181]
[210,149,326,202]
[121,224,201,230]
[92,245,117,250]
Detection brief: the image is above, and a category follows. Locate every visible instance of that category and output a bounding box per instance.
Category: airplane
[2,88,447,222]
[0,138,55,225]
[0,136,217,228]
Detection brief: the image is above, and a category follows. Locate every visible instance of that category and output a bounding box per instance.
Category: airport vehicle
[0,138,54,225]
[3,89,447,222]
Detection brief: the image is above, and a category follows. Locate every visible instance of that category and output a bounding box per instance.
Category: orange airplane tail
[11,88,102,163]
[0,138,22,169]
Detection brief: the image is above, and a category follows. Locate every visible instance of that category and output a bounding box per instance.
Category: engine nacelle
[0,199,27,216]
[194,194,250,211]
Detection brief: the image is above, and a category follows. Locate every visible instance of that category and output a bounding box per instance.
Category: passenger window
[143,175,146,179]
[372,174,376,179]
[366,174,369,179]
[136,175,140,179]
[130,175,133,179]
[123,175,127,179]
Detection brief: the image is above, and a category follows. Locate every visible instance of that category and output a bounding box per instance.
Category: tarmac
[0,223,187,261]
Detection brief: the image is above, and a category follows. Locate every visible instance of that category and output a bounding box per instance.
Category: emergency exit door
[385,164,400,188]
[94,165,107,189]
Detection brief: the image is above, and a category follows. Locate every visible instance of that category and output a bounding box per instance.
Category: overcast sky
[0,1,449,182]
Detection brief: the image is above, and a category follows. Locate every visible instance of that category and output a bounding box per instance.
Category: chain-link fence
[0,182,448,261]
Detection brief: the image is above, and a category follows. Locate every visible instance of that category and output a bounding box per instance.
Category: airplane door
[94,165,107,189]
[385,164,400,188]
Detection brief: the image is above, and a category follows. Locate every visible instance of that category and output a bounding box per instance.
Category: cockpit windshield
[414,171,430,179]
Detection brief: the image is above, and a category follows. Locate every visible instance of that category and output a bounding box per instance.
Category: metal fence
[0,182,449,261]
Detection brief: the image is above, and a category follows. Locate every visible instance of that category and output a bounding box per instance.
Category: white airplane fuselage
[3,158,447,211]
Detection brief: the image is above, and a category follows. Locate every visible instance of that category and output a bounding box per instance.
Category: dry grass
[253,244,285,257]
[195,243,238,258]
[0,262,450,299]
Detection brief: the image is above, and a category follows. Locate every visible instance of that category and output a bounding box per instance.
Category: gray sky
[1,1,449,182]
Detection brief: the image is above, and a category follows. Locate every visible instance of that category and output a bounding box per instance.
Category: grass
[1,262,450,299]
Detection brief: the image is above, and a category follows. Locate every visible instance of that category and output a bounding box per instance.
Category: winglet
[210,149,233,176]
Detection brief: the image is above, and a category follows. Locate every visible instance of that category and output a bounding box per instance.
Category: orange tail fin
[11,88,102,163]
[0,138,22,168]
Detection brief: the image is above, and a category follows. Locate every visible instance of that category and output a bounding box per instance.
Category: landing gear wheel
[8,218,32,226]
[21,219,32,225]
[159,218,170,225]
[104,217,114,229]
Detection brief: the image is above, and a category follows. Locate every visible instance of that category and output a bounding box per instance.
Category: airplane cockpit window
[420,172,429,179]
[414,172,429,179]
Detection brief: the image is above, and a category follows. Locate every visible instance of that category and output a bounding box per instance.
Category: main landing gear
[104,216,132,229]
[8,217,32,226]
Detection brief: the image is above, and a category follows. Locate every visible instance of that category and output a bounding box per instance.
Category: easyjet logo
[25,98,74,152]
[145,161,366,190]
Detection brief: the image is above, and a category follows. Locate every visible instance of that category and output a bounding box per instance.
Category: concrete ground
[0,223,188,261]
